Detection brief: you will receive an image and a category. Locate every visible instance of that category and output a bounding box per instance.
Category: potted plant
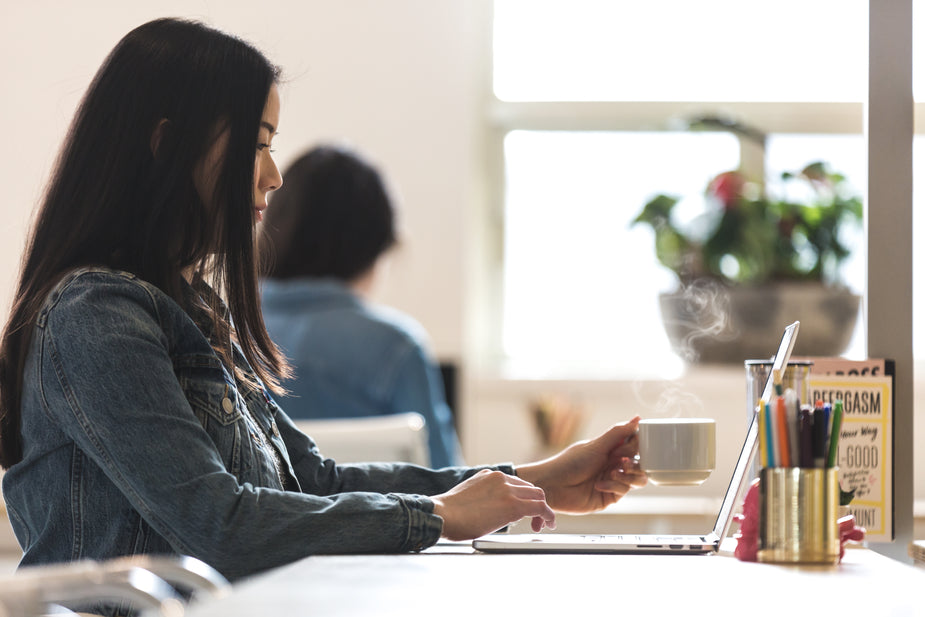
[631,161,863,363]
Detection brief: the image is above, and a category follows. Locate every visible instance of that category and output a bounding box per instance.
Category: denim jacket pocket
[175,355,249,478]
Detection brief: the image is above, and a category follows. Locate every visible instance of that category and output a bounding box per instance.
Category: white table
[186,541,924,616]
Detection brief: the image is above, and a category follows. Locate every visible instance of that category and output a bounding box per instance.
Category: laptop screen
[712,321,800,543]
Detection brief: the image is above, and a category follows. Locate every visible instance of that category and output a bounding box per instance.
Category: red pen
[775,396,791,467]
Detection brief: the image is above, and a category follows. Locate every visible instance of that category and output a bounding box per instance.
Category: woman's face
[254,84,282,222]
[193,84,283,224]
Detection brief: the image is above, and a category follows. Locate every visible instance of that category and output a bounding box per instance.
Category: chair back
[295,412,430,466]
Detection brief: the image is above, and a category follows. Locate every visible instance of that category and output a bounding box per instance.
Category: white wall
[1,0,488,358]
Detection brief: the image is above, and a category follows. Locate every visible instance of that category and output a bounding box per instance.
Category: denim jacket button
[271,422,280,438]
[222,397,234,414]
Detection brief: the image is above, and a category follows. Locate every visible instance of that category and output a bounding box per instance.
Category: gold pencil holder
[758,467,839,564]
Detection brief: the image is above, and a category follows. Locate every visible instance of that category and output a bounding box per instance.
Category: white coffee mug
[637,418,716,486]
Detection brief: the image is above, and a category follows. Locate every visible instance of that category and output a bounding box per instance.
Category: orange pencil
[775,396,791,467]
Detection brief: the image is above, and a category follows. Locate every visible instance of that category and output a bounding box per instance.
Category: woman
[260,145,462,469]
[0,18,645,590]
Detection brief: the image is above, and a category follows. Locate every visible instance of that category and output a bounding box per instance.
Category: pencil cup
[758,467,839,564]
[744,360,812,428]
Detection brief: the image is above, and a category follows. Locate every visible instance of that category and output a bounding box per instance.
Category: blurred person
[259,145,462,468]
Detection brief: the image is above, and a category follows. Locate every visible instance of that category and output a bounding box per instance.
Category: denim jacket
[260,278,463,468]
[3,268,509,583]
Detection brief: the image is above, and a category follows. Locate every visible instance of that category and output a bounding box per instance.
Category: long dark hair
[0,18,289,468]
[260,146,398,281]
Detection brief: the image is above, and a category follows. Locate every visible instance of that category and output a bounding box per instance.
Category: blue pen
[821,402,832,466]
[822,401,833,443]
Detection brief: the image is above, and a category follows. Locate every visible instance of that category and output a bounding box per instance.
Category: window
[502,130,739,377]
[489,0,881,378]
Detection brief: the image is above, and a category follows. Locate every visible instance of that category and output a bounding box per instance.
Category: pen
[811,404,827,468]
[775,396,791,467]
[826,400,844,468]
[799,405,813,467]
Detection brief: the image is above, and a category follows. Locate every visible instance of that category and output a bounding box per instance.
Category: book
[801,356,891,378]
[801,358,895,543]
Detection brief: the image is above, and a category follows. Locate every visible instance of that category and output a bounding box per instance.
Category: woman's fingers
[507,476,556,528]
[597,416,641,452]
[594,458,648,493]
[531,513,556,532]
[433,469,556,540]
[607,432,640,460]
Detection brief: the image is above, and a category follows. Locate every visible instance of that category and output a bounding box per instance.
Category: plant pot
[658,281,860,364]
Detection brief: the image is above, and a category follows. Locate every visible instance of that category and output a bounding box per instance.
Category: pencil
[784,389,799,467]
[764,400,776,468]
[758,398,768,468]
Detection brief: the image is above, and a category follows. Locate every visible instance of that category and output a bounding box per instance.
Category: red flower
[707,171,746,210]
[778,216,796,239]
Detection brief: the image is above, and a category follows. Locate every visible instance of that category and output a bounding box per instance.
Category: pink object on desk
[732,477,867,563]
[733,479,761,562]
[838,515,866,561]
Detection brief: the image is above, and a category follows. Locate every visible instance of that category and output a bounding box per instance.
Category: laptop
[472,321,800,555]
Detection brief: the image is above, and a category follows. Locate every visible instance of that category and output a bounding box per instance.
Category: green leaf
[631,194,679,228]
[839,486,856,507]
[630,160,863,285]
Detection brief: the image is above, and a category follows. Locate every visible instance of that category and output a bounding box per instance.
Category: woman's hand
[515,416,647,514]
[431,469,556,541]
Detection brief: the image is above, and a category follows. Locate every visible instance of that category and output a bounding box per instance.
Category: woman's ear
[150,118,172,157]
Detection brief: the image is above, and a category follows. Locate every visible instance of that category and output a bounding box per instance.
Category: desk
[187,542,923,616]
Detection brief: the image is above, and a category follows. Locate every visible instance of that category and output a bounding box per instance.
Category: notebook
[472,320,800,555]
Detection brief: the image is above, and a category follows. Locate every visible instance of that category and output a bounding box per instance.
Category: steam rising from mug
[652,383,704,419]
[662,279,737,363]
